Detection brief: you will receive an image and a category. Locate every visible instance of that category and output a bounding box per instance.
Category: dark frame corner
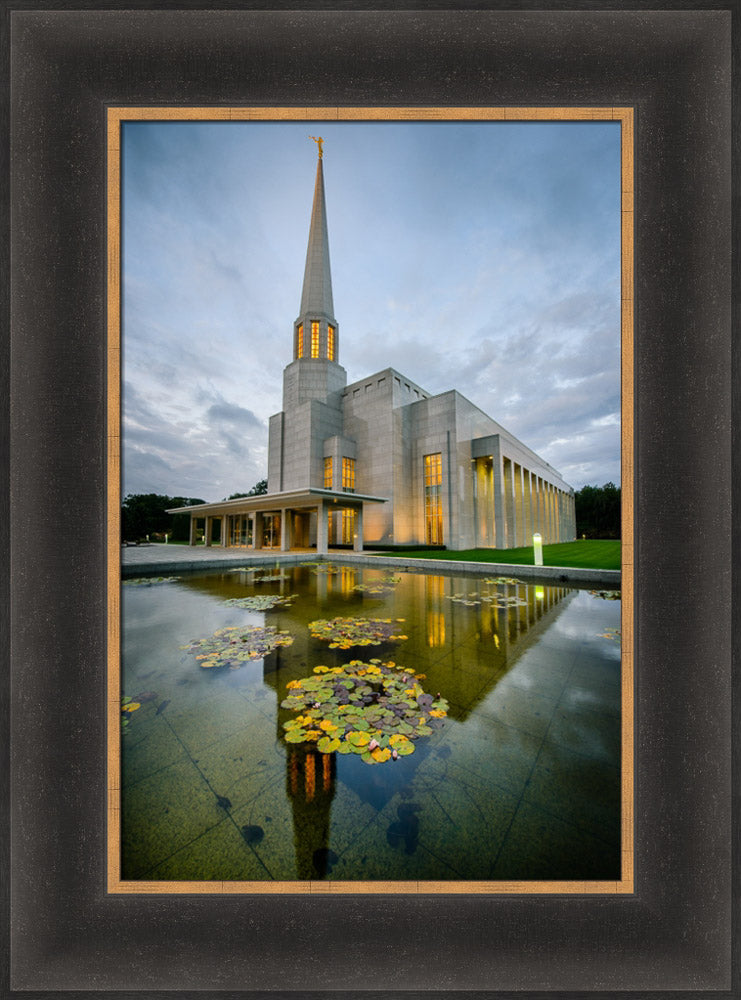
[5,4,737,998]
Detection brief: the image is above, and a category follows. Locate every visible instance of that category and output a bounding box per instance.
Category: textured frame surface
[7,6,734,995]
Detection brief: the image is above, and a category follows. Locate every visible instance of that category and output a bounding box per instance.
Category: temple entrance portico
[168,488,386,556]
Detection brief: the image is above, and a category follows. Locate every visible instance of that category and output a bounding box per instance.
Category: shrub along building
[169,141,576,553]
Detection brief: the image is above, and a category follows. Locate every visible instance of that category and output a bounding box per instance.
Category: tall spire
[299,143,335,319]
[293,139,339,365]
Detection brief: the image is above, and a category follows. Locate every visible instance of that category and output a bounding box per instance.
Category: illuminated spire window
[311,321,320,358]
[297,323,303,358]
[327,325,335,361]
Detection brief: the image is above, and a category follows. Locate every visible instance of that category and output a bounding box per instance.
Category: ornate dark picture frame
[5,6,734,995]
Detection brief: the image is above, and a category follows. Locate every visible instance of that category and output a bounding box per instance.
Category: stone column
[558,491,565,542]
[503,458,515,548]
[280,509,292,551]
[514,464,525,546]
[253,512,263,550]
[204,516,212,546]
[220,516,227,547]
[316,500,328,555]
[354,505,364,552]
[493,453,505,549]
[523,469,533,546]
[542,481,549,539]
[189,515,197,546]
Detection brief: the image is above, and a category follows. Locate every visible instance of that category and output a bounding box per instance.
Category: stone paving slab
[121,544,620,587]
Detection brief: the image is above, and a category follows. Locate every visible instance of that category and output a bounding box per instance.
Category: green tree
[121,493,205,542]
[223,479,268,500]
[574,482,621,539]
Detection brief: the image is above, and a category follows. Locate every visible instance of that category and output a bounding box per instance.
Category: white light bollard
[533,532,543,566]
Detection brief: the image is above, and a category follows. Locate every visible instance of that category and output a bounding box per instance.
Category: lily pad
[123,576,180,586]
[599,628,622,642]
[308,616,408,650]
[184,625,294,669]
[317,736,341,754]
[223,594,298,611]
[353,573,401,595]
[281,657,448,765]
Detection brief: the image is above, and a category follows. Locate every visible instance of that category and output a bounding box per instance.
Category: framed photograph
[109,108,632,896]
[6,6,734,995]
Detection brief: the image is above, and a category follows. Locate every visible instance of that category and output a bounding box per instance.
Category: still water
[121,563,621,882]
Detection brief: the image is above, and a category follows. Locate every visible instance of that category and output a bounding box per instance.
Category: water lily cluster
[123,576,180,586]
[353,574,401,595]
[223,594,298,611]
[308,616,408,649]
[446,591,527,609]
[183,625,294,669]
[280,659,448,765]
[482,576,522,586]
[590,590,621,601]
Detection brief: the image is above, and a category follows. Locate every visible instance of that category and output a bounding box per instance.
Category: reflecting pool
[120,564,622,882]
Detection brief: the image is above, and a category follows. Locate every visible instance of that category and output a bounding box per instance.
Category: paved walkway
[121,544,620,586]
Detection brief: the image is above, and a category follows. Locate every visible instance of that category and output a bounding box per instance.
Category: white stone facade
[267,362,575,550]
[173,150,576,551]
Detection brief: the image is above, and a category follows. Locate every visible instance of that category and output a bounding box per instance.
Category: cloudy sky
[122,119,621,501]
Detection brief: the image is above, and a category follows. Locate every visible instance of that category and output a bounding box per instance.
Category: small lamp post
[533,532,543,566]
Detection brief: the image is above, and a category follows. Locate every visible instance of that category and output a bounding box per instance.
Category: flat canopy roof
[166,487,388,517]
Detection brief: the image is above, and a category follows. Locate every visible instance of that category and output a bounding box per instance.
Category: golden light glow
[427,610,445,648]
[324,456,332,488]
[297,323,303,358]
[424,453,443,544]
[328,325,335,361]
[341,508,356,543]
[342,457,355,492]
[311,320,320,358]
[305,753,316,802]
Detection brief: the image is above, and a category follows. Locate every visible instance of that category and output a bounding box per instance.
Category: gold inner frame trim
[107,105,634,896]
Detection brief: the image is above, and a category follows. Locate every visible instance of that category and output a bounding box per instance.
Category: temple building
[169,142,576,552]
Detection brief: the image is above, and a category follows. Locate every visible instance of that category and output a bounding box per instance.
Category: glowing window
[297,323,303,358]
[327,325,335,361]
[342,457,355,493]
[424,453,443,545]
[311,321,320,358]
[341,508,356,544]
[323,456,332,489]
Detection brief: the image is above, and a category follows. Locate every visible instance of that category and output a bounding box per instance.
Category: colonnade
[474,454,576,549]
[187,498,365,555]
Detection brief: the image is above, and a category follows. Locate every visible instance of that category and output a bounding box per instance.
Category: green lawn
[379,540,621,571]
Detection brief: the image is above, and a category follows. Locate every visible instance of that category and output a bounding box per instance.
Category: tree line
[121,480,267,542]
[574,482,621,539]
